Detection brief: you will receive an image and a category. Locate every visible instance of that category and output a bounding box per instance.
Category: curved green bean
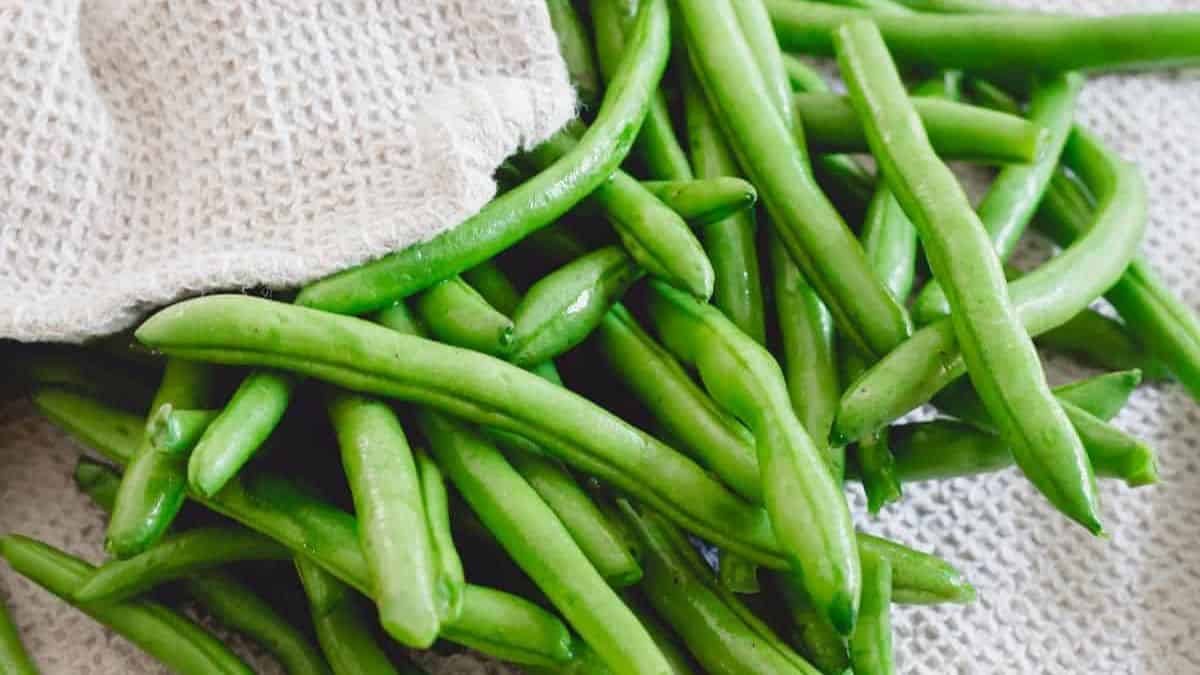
[75,528,289,603]
[912,72,1085,323]
[414,450,465,622]
[326,391,441,647]
[510,246,643,366]
[294,0,671,314]
[835,130,1146,446]
[676,0,911,359]
[108,358,216,557]
[646,281,860,634]
[546,0,602,110]
[767,1,1200,75]
[413,276,514,358]
[0,535,253,675]
[0,596,34,675]
[1037,310,1170,381]
[848,551,893,675]
[642,178,758,229]
[416,410,671,675]
[794,93,1044,163]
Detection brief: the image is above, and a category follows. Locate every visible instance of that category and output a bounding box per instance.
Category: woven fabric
[0,0,575,342]
[2,1,1199,674]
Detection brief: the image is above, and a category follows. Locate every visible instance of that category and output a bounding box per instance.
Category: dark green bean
[108,358,216,557]
[545,0,602,110]
[148,406,219,455]
[188,370,297,498]
[5,345,159,412]
[1037,310,1171,381]
[912,73,1085,323]
[75,528,289,603]
[794,93,1044,163]
[0,595,34,675]
[848,551,893,675]
[889,0,1000,12]
[642,178,758,229]
[415,410,671,675]
[327,391,442,647]
[412,276,514,358]
[0,535,253,675]
[767,1,1200,75]
[776,575,850,675]
[294,0,671,314]
[510,246,643,366]
[677,0,911,359]
[414,450,465,622]
[622,592,700,675]
[645,281,860,633]
[719,551,761,594]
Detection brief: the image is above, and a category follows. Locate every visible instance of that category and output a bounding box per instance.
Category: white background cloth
[2,0,1200,673]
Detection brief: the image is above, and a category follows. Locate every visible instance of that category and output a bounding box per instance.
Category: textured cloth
[0,0,576,343]
[3,1,1200,675]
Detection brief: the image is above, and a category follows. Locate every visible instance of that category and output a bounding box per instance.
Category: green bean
[187,370,296,498]
[415,410,671,675]
[5,345,159,412]
[642,178,758,229]
[43,390,577,667]
[776,576,850,675]
[510,246,643,366]
[622,503,822,675]
[0,535,252,675]
[645,280,859,633]
[682,62,766,344]
[677,0,911,359]
[593,304,762,503]
[145,406,216,455]
[912,73,1085,323]
[1034,172,1200,402]
[108,358,216,557]
[0,595,34,675]
[834,21,1112,532]
[295,556,421,675]
[937,370,1142,431]
[767,1,1200,75]
[856,532,974,606]
[327,391,441,647]
[463,261,524,315]
[74,528,289,603]
[719,550,761,594]
[545,0,602,110]
[1037,310,1171,381]
[885,419,1158,488]
[623,592,700,675]
[848,551,893,675]
[294,0,670,315]
[412,276,514,358]
[524,132,714,299]
[414,450,465,622]
[889,0,999,12]
[590,0,692,181]
[835,130,1146,446]
[794,93,1043,163]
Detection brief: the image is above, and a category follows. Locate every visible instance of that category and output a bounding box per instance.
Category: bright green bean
[147,406,219,455]
[545,0,602,110]
[440,584,575,667]
[646,280,860,633]
[412,276,514,357]
[108,358,216,557]
[856,533,974,606]
[295,556,422,675]
[327,391,441,647]
[677,0,911,359]
[912,73,1085,323]
[642,177,758,229]
[1037,310,1170,381]
[848,551,893,675]
[835,131,1146,446]
[777,576,850,675]
[767,1,1200,75]
[414,450,466,622]
[294,0,671,314]
[463,261,523,315]
[0,595,34,675]
[937,370,1142,431]
[188,370,297,498]
[0,535,253,675]
[510,246,643,366]
[794,93,1044,163]
[416,410,671,675]
[75,528,289,603]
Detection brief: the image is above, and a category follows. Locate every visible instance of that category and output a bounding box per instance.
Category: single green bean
[719,550,761,594]
[412,276,514,357]
[108,358,216,557]
[776,575,850,675]
[912,72,1085,323]
[415,410,671,675]
[848,551,893,675]
[856,533,974,606]
[414,450,466,622]
[294,0,671,314]
[147,406,219,455]
[642,178,758,229]
[794,93,1044,163]
[889,0,1000,12]
[590,0,692,181]
[545,0,602,110]
[440,584,575,668]
[510,246,643,366]
[327,391,441,647]
[767,1,1200,75]
[463,260,523,315]
[646,281,860,634]
[0,535,252,675]
[677,0,911,359]
[1037,310,1170,381]
[0,595,34,675]
[75,528,289,603]
[295,556,420,675]
[835,131,1146,445]
[937,370,1142,431]
[623,592,700,675]
[188,370,297,498]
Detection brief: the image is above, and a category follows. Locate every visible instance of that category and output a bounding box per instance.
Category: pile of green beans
[4,0,1198,673]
